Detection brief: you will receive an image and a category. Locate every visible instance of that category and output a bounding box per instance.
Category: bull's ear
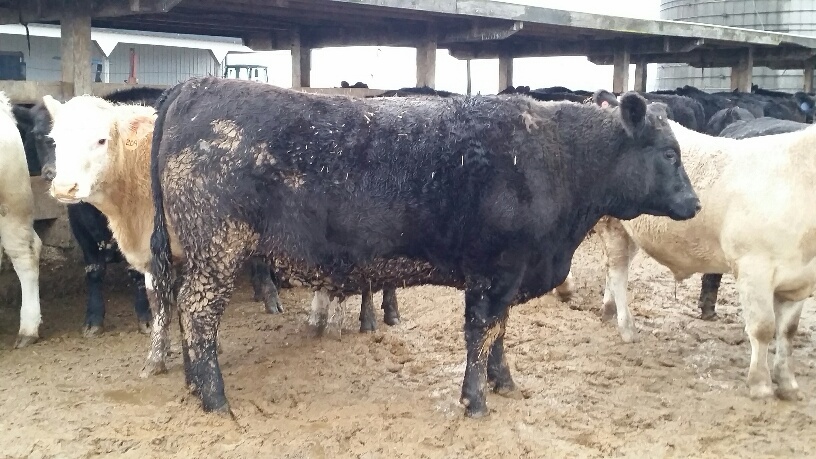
[42,95,62,120]
[592,89,618,108]
[618,92,647,136]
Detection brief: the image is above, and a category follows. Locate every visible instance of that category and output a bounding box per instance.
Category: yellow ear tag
[124,136,139,151]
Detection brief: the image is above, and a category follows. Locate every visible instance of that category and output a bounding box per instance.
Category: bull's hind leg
[460,262,527,418]
[735,263,775,399]
[772,298,805,401]
[486,315,520,399]
[127,267,152,334]
[178,257,243,413]
[381,284,400,326]
[140,272,170,378]
[249,257,283,314]
[698,273,722,321]
[1,217,43,349]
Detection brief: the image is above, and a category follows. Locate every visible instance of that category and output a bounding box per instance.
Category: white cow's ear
[42,95,62,119]
[115,114,155,148]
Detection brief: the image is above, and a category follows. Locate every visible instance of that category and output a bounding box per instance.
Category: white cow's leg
[307,289,330,336]
[553,270,574,302]
[772,298,804,400]
[1,218,42,348]
[324,295,346,340]
[597,219,639,343]
[735,264,775,399]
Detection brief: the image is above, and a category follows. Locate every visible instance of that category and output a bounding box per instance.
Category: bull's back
[157,78,485,262]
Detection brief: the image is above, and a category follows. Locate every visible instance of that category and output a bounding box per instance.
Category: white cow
[0,91,43,348]
[597,118,816,401]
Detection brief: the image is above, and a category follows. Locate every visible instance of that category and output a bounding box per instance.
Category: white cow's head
[43,95,154,204]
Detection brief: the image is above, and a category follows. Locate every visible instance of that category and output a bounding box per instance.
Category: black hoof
[82,324,103,338]
[384,315,401,326]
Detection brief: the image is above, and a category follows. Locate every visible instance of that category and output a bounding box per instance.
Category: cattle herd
[1,76,815,419]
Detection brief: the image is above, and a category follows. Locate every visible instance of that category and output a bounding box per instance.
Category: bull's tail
[150,82,185,310]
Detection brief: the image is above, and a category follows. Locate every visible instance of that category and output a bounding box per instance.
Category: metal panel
[108,43,217,85]
[656,0,816,92]
[1,34,218,87]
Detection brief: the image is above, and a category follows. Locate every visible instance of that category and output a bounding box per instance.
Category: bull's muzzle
[49,182,81,203]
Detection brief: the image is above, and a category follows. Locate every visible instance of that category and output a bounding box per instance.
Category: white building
[0,23,253,86]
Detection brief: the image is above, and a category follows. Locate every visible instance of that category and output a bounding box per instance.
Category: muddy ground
[1,234,815,458]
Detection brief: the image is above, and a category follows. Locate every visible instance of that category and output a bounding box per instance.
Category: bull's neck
[91,145,153,243]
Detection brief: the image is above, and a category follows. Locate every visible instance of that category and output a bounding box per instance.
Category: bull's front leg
[460,264,526,418]
[249,256,283,314]
[127,267,152,334]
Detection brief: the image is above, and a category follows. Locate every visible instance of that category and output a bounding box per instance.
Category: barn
[0,23,251,86]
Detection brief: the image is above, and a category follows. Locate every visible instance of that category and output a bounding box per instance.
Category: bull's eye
[98,138,107,146]
[664,150,677,164]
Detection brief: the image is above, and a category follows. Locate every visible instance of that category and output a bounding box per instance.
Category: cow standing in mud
[137,77,699,417]
[0,92,42,348]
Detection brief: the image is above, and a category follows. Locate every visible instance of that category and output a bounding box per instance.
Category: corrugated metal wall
[108,43,217,85]
[656,0,816,92]
[0,35,217,85]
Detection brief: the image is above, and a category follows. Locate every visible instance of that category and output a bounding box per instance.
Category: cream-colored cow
[0,91,42,348]
[597,119,816,401]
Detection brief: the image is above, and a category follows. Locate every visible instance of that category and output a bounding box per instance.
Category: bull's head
[42,95,154,204]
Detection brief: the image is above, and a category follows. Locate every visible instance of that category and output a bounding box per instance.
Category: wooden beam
[449,37,706,60]
[439,21,523,44]
[730,47,753,92]
[613,46,630,93]
[1,0,184,24]
[805,57,816,93]
[498,52,513,92]
[634,61,647,92]
[0,81,169,105]
[290,29,311,88]
[416,35,437,88]
[587,46,815,69]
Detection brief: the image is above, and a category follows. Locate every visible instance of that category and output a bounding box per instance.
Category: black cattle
[377,86,457,97]
[340,81,369,89]
[498,86,589,103]
[704,106,756,136]
[31,86,283,336]
[10,104,44,175]
[641,93,706,132]
[719,116,809,139]
[147,77,700,416]
[654,86,736,125]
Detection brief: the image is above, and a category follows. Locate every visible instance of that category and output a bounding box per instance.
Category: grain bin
[656,0,816,92]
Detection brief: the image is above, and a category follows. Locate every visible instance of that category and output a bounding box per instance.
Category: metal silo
[656,0,816,92]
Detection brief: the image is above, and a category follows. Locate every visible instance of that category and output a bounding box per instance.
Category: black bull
[147,77,700,417]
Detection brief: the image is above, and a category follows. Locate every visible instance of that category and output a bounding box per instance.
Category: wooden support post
[730,47,753,92]
[612,47,630,93]
[804,57,815,93]
[60,7,92,99]
[290,29,311,89]
[634,61,647,93]
[498,52,513,92]
[416,36,436,88]
[466,59,472,95]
